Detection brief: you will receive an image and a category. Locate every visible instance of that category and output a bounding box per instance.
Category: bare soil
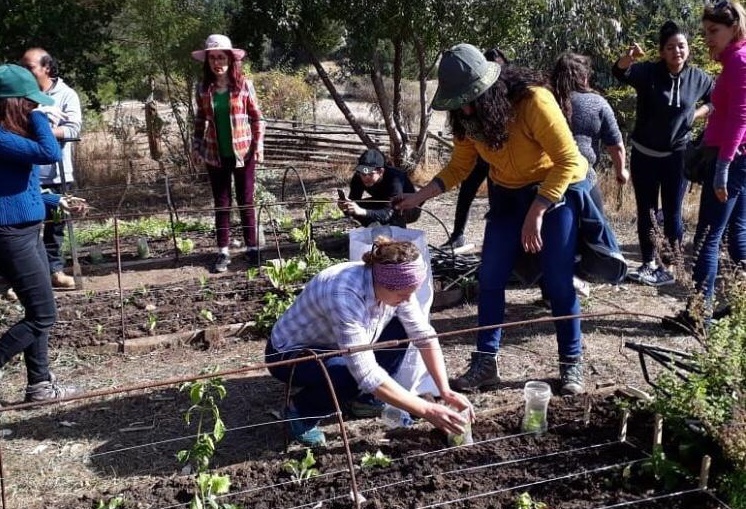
[0,167,716,509]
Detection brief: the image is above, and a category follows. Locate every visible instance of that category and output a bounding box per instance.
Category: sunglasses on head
[714,0,739,19]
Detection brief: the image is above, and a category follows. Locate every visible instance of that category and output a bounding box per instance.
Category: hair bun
[660,20,679,35]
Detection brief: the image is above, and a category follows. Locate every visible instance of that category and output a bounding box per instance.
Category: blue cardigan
[0,110,61,226]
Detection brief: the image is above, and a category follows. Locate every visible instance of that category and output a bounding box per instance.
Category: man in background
[338,148,420,228]
[22,47,82,289]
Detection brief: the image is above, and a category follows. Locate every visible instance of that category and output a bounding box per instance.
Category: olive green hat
[0,64,54,106]
[431,43,501,111]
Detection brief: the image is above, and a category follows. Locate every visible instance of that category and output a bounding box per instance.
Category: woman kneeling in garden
[265,237,473,447]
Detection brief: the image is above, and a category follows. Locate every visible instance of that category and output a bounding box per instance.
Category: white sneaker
[573,276,591,297]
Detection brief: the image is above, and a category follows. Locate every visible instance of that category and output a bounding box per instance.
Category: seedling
[176,369,227,473]
[95,496,124,509]
[514,492,547,509]
[522,409,547,433]
[136,283,149,297]
[146,313,158,333]
[245,267,259,281]
[264,258,307,289]
[192,472,240,509]
[95,323,104,336]
[85,289,97,299]
[283,449,319,485]
[360,450,392,469]
[176,237,195,255]
[200,309,215,323]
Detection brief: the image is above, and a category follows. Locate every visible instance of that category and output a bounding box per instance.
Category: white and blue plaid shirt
[270,261,436,393]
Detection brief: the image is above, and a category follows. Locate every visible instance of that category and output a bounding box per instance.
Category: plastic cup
[522,381,552,434]
[447,407,473,446]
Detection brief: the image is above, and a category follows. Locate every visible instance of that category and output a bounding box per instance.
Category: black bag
[684,133,718,184]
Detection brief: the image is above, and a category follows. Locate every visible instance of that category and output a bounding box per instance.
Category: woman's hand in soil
[422,401,467,435]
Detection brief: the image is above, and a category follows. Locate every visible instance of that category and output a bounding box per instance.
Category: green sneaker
[559,356,584,395]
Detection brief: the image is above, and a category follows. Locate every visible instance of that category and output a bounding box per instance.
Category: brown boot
[51,271,75,289]
[452,352,500,392]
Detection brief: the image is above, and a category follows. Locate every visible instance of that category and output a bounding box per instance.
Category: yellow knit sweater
[436,87,588,203]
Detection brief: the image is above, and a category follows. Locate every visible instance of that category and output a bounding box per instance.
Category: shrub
[252,70,315,121]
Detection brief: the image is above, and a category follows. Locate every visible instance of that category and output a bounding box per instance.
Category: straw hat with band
[191,34,246,62]
[431,43,502,111]
[0,64,55,106]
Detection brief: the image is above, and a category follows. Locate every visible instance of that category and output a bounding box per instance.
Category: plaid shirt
[270,262,437,393]
[192,78,265,168]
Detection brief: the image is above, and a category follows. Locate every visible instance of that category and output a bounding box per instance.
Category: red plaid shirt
[192,78,265,168]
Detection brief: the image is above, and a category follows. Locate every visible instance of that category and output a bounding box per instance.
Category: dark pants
[207,156,257,248]
[630,148,687,263]
[693,155,746,303]
[452,158,490,237]
[0,222,56,385]
[42,183,69,274]
[478,183,582,357]
[265,318,408,419]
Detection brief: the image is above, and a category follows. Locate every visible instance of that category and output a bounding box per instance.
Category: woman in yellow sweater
[397,44,588,395]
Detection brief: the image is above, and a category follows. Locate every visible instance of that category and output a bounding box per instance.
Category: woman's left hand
[440,389,475,421]
[521,200,547,253]
[59,196,89,215]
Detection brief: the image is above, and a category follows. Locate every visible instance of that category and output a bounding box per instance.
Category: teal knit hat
[431,43,501,111]
[0,64,54,106]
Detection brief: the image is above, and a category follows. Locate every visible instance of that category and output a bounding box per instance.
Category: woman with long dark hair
[397,44,589,395]
[192,34,265,273]
[0,64,80,402]
[552,52,628,209]
[613,21,713,286]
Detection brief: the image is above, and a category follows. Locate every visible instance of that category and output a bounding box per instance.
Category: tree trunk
[411,38,434,167]
[300,36,377,150]
[370,52,404,166]
[391,38,410,166]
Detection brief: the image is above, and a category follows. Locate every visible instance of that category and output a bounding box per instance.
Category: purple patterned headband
[372,256,427,291]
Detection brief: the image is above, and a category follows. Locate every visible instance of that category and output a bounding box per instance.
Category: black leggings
[452,158,490,237]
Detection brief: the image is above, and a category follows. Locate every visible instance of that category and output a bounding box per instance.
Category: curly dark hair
[448,66,548,150]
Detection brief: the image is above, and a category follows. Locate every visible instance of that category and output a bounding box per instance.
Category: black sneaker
[452,352,500,392]
[212,253,231,273]
[244,247,260,266]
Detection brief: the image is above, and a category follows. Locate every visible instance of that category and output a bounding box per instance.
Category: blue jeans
[630,148,687,263]
[477,183,582,358]
[692,155,746,303]
[265,318,408,419]
[0,222,56,384]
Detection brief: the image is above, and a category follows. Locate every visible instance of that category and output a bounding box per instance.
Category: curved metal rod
[416,205,457,265]
[281,165,309,206]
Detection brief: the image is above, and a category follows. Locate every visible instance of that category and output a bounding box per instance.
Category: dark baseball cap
[355,149,385,174]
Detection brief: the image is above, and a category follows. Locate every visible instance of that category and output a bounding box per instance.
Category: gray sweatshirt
[38,77,82,185]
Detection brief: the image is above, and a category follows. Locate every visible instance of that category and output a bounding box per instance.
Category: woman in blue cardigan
[0,64,80,402]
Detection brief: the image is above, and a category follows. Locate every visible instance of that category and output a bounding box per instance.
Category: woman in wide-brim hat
[191,34,266,274]
[396,43,589,396]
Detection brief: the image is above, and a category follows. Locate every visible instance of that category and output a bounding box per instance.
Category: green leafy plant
[245,267,259,281]
[638,445,689,490]
[360,450,392,469]
[264,257,307,290]
[146,312,158,333]
[522,409,547,433]
[283,449,319,485]
[254,292,296,334]
[514,492,547,509]
[198,275,214,300]
[95,496,125,509]
[176,237,195,255]
[200,309,215,323]
[289,227,307,244]
[176,369,238,509]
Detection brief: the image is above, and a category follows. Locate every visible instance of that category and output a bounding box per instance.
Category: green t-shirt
[213,91,234,158]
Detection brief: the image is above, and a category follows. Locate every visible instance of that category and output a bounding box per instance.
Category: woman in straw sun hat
[0,64,82,402]
[396,43,589,395]
[191,34,265,274]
